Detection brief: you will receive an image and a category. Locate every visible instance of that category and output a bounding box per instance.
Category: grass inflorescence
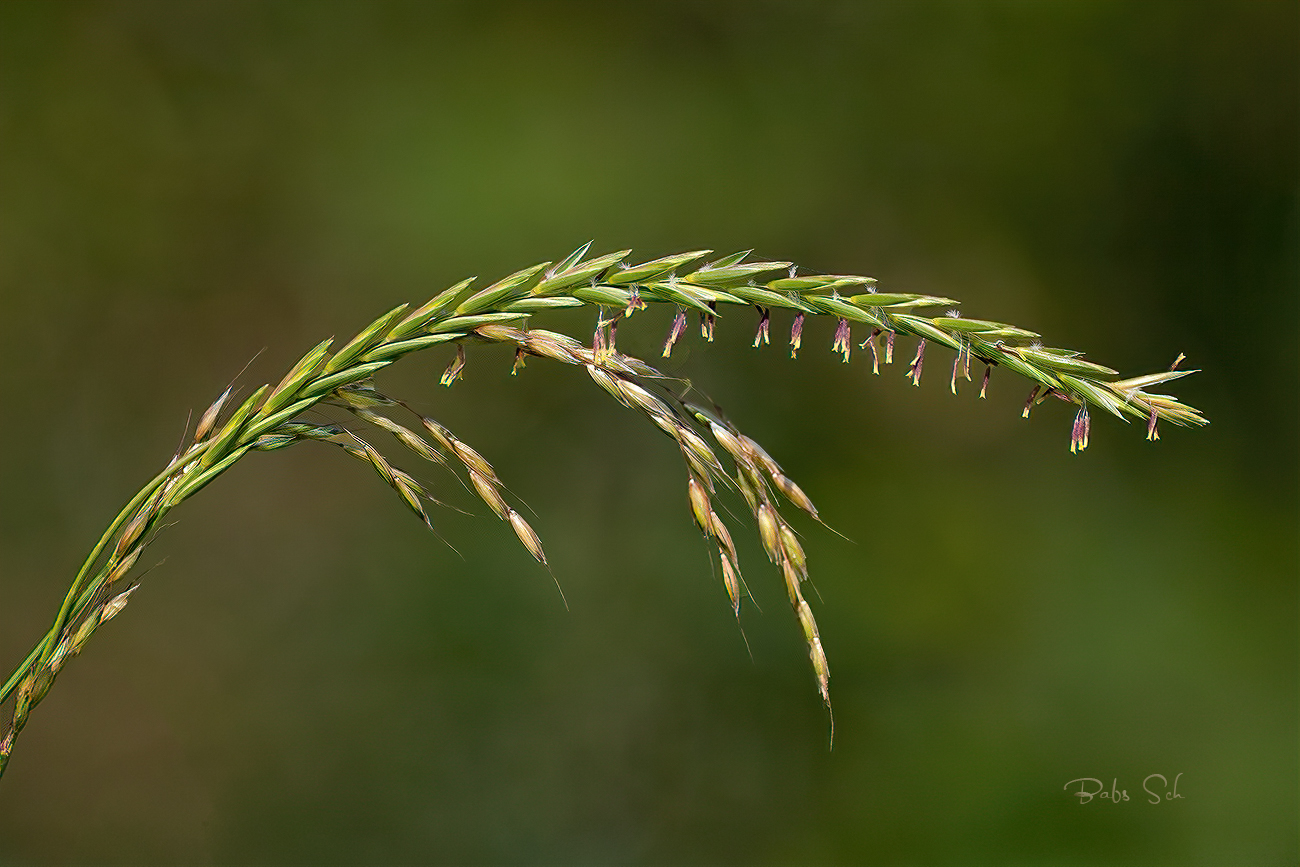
[0,244,1205,778]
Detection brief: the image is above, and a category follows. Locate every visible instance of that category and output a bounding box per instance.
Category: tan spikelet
[757,504,781,564]
[470,469,509,520]
[507,509,547,564]
[719,553,741,617]
[771,473,818,519]
[194,387,232,442]
[709,511,737,565]
[686,477,711,534]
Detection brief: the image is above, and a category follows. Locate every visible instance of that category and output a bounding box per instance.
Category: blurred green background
[0,1,1295,864]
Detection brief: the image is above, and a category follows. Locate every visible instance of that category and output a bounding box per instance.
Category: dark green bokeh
[0,2,1294,864]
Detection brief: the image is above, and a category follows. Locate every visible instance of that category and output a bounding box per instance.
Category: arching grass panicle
[0,245,1206,780]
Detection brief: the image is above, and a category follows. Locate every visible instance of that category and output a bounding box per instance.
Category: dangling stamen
[832,318,851,363]
[906,339,926,386]
[789,313,805,359]
[1022,385,1040,418]
[511,347,527,376]
[700,302,716,342]
[753,307,771,348]
[885,330,896,364]
[440,345,467,387]
[859,328,881,374]
[980,364,991,399]
[1146,408,1160,441]
[662,308,687,358]
[625,285,646,318]
[1070,405,1091,454]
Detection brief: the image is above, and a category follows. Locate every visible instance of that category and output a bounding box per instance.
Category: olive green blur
[0,2,1294,864]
